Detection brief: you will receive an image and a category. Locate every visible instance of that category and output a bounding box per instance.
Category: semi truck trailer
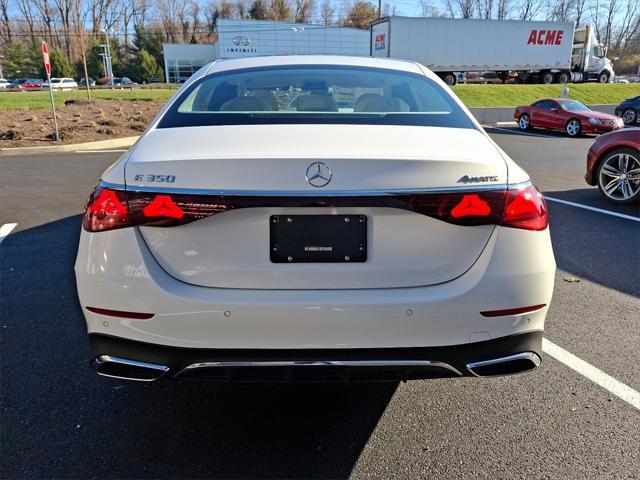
[370,17,614,85]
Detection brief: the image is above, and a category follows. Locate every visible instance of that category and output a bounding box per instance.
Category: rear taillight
[501,184,548,231]
[407,184,547,231]
[408,191,505,226]
[82,184,547,232]
[83,187,133,232]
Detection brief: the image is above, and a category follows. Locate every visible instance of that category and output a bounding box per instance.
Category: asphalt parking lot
[1,129,639,479]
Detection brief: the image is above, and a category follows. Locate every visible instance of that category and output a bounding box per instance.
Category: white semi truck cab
[571,25,615,83]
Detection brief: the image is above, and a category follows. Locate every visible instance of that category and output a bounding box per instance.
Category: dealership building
[163,19,370,83]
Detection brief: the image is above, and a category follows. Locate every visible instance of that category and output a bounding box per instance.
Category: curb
[0,136,139,157]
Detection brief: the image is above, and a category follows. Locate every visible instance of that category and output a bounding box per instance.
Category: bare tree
[445,0,476,18]
[496,0,509,19]
[612,0,640,51]
[52,0,74,56]
[419,0,439,17]
[88,0,119,33]
[293,0,315,23]
[210,0,238,19]
[269,0,292,21]
[546,0,575,22]
[602,0,620,47]
[16,0,37,44]
[318,0,334,24]
[236,0,250,18]
[0,0,11,42]
[574,0,587,26]
[477,0,493,19]
[518,0,543,20]
[121,0,149,50]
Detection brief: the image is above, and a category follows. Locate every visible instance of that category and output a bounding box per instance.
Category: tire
[541,71,554,84]
[556,72,570,84]
[518,113,532,130]
[565,118,582,137]
[442,73,457,86]
[622,109,637,125]
[596,147,640,204]
[597,71,610,83]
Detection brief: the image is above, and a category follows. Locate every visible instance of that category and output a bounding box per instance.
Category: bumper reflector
[86,307,154,320]
[480,304,546,317]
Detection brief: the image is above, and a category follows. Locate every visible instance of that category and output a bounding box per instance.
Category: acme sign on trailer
[527,29,565,45]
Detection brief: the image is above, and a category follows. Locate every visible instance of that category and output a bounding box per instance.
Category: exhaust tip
[92,355,169,382]
[466,352,541,377]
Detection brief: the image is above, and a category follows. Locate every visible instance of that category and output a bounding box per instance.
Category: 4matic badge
[457,174,499,184]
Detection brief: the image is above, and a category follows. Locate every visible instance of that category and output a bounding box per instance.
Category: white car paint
[76,55,555,381]
[43,77,78,91]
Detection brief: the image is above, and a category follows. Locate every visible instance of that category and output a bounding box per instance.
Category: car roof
[206,55,427,77]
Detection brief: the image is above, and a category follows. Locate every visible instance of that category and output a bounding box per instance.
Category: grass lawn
[1,83,639,110]
[0,88,175,110]
[452,83,640,107]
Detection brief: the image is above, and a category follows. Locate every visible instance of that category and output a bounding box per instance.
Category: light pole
[100,29,113,80]
[0,54,4,79]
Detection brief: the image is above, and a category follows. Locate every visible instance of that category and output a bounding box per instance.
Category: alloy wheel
[622,109,637,125]
[598,151,640,202]
[566,119,581,137]
[519,115,530,129]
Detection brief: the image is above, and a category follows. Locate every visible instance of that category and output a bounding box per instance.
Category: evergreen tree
[2,40,40,78]
[48,48,76,78]
[132,24,165,74]
[129,49,164,83]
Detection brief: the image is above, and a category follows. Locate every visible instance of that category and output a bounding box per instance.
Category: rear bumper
[89,330,543,382]
[75,224,555,350]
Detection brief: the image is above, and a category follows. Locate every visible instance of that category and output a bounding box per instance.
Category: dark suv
[615,95,640,125]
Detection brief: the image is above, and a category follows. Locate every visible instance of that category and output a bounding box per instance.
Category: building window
[166,60,207,83]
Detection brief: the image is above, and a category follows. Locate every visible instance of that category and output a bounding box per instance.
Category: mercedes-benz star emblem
[305,162,332,188]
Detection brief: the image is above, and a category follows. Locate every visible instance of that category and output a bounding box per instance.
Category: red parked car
[6,78,43,91]
[586,129,640,204]
[515,99,624,137]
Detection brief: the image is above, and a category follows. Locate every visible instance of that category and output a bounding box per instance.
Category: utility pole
[378,0,382,18]
[0,55,4,79]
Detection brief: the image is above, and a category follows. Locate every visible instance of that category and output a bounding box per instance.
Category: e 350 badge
[134,174,176,183]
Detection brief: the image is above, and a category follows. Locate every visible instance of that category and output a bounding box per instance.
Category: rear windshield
[158,65,474,129]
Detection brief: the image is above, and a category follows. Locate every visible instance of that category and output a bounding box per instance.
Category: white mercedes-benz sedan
[76,56,555,382]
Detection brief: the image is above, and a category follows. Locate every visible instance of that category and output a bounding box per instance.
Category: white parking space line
[543,338,640,411]
[0,223,17,245]
[487,127,560,138]
[544,196,640,222]
[75,149,128,153]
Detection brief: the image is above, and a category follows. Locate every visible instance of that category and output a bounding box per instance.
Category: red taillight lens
[450,194,491,218]
[502,185,548,231]
[127,192,232,227]
[83,187,133,232]
[409,190,505,226]
[142,195,185,219]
